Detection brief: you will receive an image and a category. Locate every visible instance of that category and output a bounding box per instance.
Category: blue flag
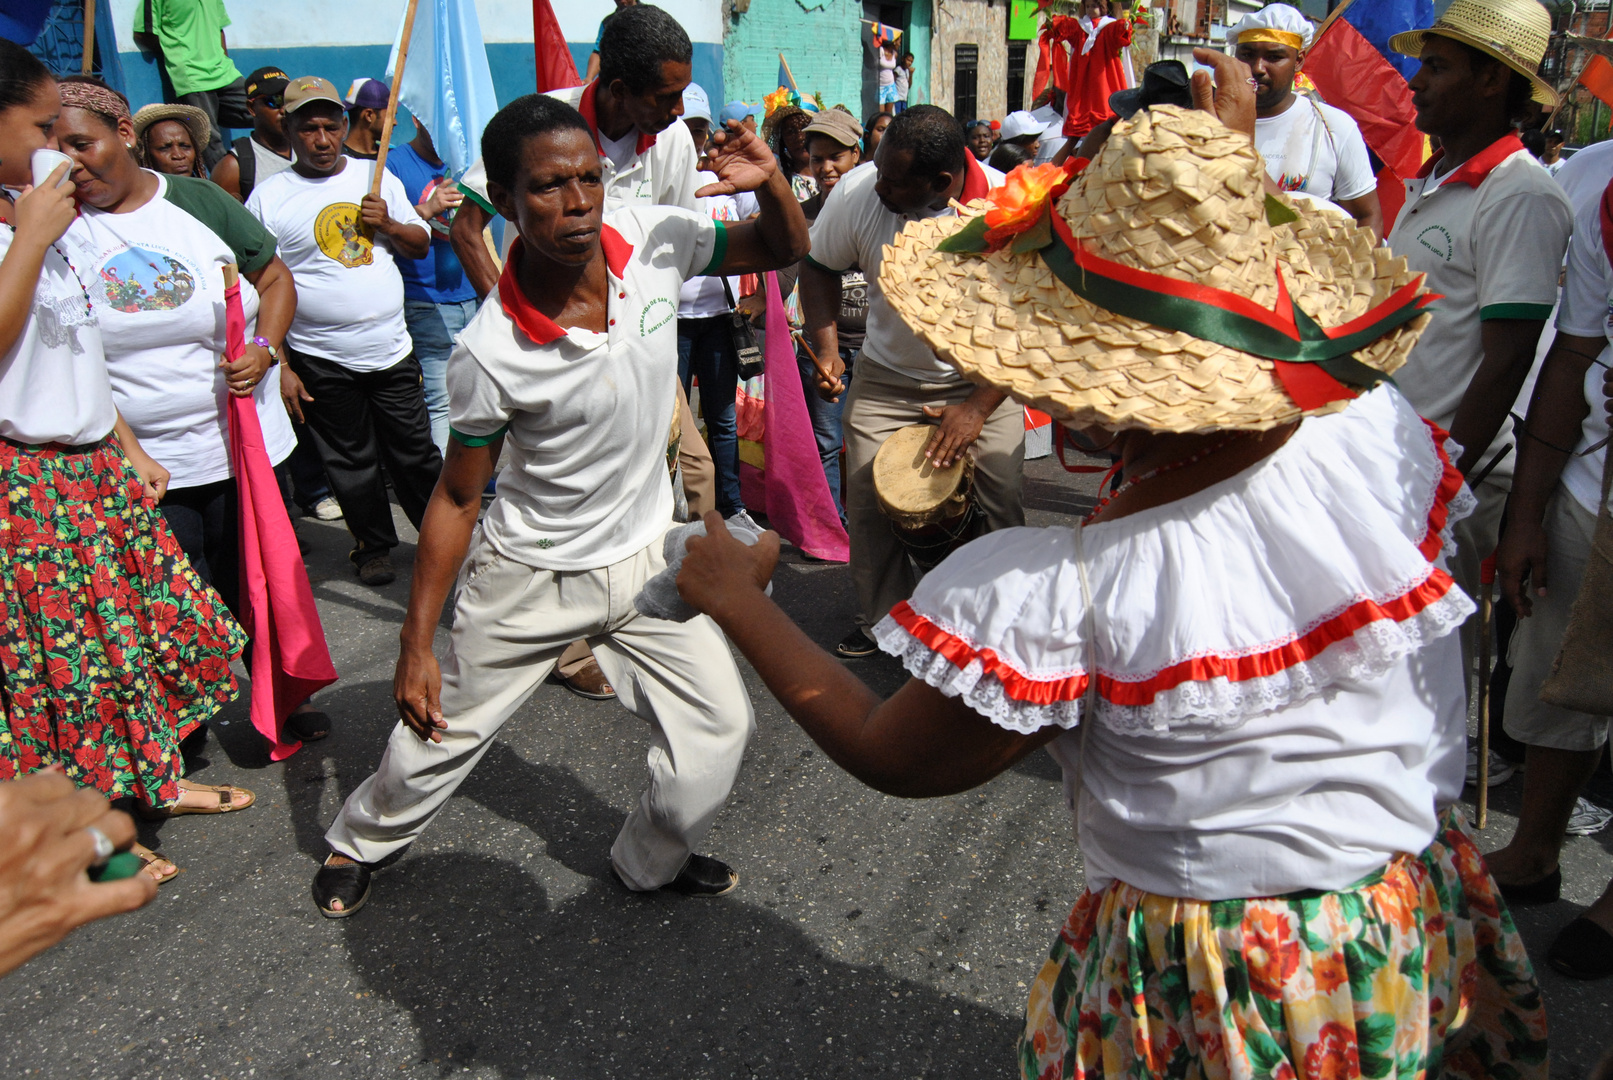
[387,0,499,179]
[777,55,796,92]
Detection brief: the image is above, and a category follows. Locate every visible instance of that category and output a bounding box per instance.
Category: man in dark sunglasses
[211,66,295,202]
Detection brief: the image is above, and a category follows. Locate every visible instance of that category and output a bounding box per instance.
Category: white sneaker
[1465,747,1517,788]
[725,509,763,535]
[1567,796,1613,836]
[312,496,343,521]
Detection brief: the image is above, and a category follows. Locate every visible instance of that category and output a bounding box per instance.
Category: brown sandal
[139,779,256,819]
[130,843,179,885]
[555,658,616,701]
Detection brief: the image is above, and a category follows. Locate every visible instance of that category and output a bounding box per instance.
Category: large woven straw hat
[1388,0,1558,107]
[132,103,212,154]
[879,105,1433,433]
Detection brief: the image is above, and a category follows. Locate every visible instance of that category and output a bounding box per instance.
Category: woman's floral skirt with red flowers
[0,438,246,808]
[1020,808,1548,1079]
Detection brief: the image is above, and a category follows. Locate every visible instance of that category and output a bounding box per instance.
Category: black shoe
[312,855,373,918]
[1548,917,1613,980]
[357,554,395,586]
[1496,866,1562,906]
[834,627,878,658]
[612,853,738,898]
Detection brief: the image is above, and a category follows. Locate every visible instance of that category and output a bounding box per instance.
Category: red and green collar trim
[1414,133,1524,189]
[498,228,636,346]
[577,81,657,158]
[1039,212,1436,409]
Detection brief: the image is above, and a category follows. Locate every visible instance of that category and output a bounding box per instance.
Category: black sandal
[313,855,372,919]
[287,707,332,742]
[1548,917,1613,980]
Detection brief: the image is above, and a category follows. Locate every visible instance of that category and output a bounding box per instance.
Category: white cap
[1228,3,1314,50]
[999,111,1042,142]
[682,83,712,123]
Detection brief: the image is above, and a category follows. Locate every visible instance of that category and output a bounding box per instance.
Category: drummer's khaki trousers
[325,528,755,890]
[843,358,1026,635]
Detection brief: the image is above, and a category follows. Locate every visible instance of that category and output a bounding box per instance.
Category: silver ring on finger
[84,825,115,868]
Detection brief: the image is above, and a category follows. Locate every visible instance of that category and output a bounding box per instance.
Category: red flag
[533,0,580,94]
[223,271,338,761]
[1582,54,1613,108]
[1305,18,1424,182]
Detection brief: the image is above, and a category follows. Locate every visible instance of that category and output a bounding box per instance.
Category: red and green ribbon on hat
[938,162,1438,411]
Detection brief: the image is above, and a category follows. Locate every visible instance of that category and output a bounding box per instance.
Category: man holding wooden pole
[245,75,440,588]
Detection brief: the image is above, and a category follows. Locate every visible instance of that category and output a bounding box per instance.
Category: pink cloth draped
[223,278,337,761]
[748,271,850,562]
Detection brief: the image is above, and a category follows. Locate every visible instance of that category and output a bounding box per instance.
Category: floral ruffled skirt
[0,437,245,806]
[1021,808,1548,1079]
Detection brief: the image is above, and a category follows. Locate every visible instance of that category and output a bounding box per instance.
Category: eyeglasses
[253,94,284,109]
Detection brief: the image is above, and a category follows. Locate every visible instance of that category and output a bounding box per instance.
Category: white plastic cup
[30,148,73,190]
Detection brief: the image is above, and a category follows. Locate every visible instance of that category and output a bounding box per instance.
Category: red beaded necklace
[1083,435,1240,523]
[0,210,94,316]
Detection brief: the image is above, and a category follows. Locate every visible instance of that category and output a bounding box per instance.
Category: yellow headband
[1237,28,1306,49]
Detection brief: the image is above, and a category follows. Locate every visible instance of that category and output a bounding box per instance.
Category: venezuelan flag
[1304,0,1433,231]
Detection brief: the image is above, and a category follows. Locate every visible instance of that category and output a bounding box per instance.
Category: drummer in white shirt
[1231,3,1383,239]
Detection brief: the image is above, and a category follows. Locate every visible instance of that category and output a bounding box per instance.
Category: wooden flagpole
[371,0,422,197]
[1307,0,1361,53]
[81,0,96,75]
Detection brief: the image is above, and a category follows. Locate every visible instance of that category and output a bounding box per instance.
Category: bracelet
[1521,425,1576,455]
[251,336,280,363]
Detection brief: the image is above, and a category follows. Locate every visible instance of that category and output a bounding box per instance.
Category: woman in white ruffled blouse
[676,88,1550,1078]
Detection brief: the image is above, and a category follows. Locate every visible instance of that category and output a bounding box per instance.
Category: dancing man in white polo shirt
[313,94,808,916]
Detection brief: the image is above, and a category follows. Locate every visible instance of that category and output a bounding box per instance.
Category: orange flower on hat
[762,86,797,116]
[984,163,1068,244]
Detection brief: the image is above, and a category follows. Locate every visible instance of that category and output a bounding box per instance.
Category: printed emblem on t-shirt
[639,296,675,336]
[1414,225,1454,262]
[96,246,197,312]
[314,202,374,268]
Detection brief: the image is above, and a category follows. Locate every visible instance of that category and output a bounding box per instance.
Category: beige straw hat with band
[1387,0,1558,108]
[878,105,1435,434]
[132,103,213,154]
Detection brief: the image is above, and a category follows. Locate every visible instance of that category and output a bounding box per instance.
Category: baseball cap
[998,111,1041,142]
[345,78,390,111]
[682,83,712,123]
[283,76,345,115]
[244,66,289,100]
[802,108,863,149]
[718,100,754,125]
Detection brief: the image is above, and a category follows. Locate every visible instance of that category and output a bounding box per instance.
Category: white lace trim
[874,583,1476,738]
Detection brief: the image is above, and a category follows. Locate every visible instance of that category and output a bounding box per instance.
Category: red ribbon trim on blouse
[1418,416,1465,563]
[891,571,1459,708]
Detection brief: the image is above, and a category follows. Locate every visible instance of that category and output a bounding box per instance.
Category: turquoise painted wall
[721,0,863,111]
[114,41,725,143]
[907,0,930,106]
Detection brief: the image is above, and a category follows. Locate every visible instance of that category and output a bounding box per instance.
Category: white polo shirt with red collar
[458,83,699,218]
[1387,133,1572,480]
[446,206,724,571]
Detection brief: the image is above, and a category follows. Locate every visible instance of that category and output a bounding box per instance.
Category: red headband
[59,81,131,125]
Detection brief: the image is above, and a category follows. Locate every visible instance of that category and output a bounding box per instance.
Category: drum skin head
[874,424,970,524]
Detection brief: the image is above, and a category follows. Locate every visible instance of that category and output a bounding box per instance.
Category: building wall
[930,0,1005,122]
[720,0,865,109]
[106,0,724,119]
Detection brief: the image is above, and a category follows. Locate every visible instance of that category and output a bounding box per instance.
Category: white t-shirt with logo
[1550,188,1612,516]
[247,159,428,372]
[65,173,296,487]
[806,160,1005,382]
[1387,143,1573,483]
[447,206,721,570]
[678,172,758,318]
[1253,98,1376,204]
[0,224,113,445]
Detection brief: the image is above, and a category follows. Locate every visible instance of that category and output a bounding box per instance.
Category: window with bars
[955,43,979,122]
[1007,41,1028,113]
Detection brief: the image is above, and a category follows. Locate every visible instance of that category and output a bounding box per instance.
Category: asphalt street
[1,455,1610,1078]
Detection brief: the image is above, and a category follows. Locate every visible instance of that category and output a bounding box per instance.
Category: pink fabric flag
[223,272,338,761]
[757,271,850,562]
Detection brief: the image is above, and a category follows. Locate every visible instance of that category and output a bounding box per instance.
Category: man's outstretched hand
[677,511,781,624]
[0,769,155,977]
[698,121,779,197]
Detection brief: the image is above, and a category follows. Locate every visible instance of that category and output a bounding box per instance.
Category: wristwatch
[251,335,280,364]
